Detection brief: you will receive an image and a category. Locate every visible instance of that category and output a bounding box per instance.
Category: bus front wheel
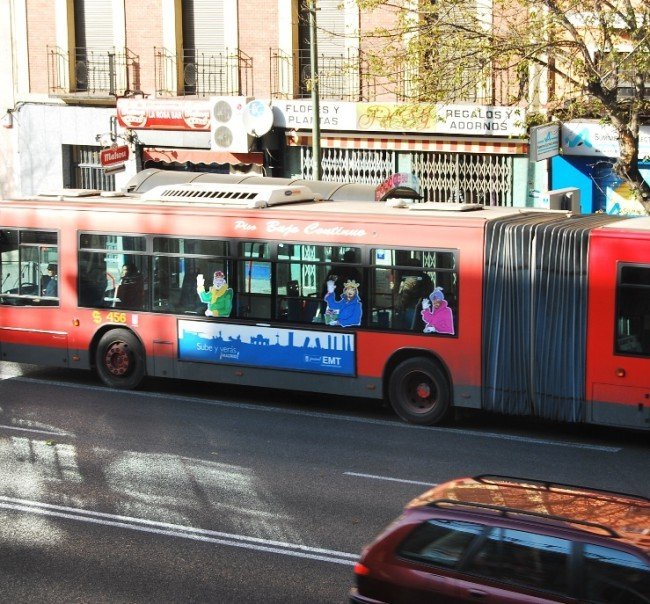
[388,358,451,425]
[95,328,145,389]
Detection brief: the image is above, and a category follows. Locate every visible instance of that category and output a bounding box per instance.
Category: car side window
[463,528,572,597]
[583,544,650,604]
[397,519,484,568]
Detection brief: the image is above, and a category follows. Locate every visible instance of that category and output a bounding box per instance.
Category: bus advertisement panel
[178,320,356,376]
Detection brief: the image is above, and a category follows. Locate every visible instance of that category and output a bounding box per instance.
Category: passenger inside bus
[394,269,432,330]
[114,262,144,309]
[42,263,58,297]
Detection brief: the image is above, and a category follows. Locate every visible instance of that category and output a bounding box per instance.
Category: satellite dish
[242,100,274,137]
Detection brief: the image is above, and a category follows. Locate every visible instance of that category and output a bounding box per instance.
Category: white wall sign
[272,100,526,137]
[562,122,650,158]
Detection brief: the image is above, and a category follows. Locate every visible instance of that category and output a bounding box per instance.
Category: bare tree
[357,0,650,212]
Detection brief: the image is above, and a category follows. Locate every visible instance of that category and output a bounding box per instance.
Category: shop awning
[288,133,528,155]
[143,147,264,167]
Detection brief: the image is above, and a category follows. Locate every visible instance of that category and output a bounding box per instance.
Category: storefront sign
[356,103,525,136]
[273,100,349,129]
[562,122,650,158]
[100,145,129,167]
[117,99,211,131]
[272,100,526,137]
[529,123,560,162]
[119,98,527,137]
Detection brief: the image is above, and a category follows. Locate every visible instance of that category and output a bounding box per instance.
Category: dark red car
[351,475,650,603]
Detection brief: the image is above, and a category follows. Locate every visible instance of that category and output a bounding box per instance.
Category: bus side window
[236,259,272,319]
[369,267,394,329]
[368,248,458,333]
[237,242,272,320]
[177,268,203,314]
[1,229,58,306]
[616,265,650,356]
[78,252,109,308]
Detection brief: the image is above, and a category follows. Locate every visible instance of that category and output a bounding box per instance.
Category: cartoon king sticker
[421,287,454,334]
[197,271,233,317]
[323,278,362,327]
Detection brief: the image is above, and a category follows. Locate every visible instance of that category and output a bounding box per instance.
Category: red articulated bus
[1,173,648,430]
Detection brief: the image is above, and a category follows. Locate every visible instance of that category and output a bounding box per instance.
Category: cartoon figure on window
[323,278,362,327]
[196,271,233,317]
[421,287,455,335]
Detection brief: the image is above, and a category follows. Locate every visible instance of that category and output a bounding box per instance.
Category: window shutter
[182,0,225,51]
[74,0,114,49]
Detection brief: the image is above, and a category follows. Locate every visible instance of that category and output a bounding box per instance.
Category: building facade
[1,0,644,209]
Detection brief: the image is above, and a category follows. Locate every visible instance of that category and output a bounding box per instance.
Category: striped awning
[288,133,528,155]
[143,148,264,166]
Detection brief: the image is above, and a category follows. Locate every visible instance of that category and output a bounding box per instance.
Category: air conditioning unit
[548,187,581,213]
[210,96,253,153]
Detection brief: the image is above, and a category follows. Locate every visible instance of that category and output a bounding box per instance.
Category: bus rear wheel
[388,358,451,425]
[95,328,145,389]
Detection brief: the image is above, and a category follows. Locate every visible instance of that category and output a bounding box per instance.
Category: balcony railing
[155,47,253,97]
[47,46,140,97]
[271,48,379,101]
[270,48,528,105]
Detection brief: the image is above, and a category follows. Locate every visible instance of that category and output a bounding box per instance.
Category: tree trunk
[613,129,650,214]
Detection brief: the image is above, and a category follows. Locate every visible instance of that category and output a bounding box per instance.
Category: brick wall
[125,1,164,96]
[238,0,279,98]
[26,0,57,94]
[360,2,401,101]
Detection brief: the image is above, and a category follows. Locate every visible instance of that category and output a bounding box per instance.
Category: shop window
[67,145,116,191]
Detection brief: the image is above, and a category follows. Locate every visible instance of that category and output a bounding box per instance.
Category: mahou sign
[100,145,130,167]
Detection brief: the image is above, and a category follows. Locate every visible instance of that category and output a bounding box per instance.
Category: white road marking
[344,472,436,486]
[12,377,621,452]
[0,496,358,566]
[0,424,70,437]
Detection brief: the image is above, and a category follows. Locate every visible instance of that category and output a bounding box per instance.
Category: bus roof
[5,182,646,232]
[7,189,557,222]
[598,216,650,232]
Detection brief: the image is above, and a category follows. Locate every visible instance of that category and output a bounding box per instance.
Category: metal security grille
[301,147,396,184]
[412,152,513,206]
[73,146,115,191]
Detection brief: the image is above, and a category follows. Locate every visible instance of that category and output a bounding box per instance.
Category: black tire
[388,357,451,425]
[95,328,145,389]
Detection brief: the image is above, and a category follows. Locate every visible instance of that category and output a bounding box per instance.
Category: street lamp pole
[308,0,322,180]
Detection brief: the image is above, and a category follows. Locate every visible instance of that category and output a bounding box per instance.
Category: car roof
[407,475,650,552]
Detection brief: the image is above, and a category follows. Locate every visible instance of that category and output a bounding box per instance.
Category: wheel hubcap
[104,342,131,376]
[416,382,431,399]
[407,373,437,413]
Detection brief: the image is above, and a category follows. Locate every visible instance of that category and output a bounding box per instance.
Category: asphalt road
[1,363,648,603]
